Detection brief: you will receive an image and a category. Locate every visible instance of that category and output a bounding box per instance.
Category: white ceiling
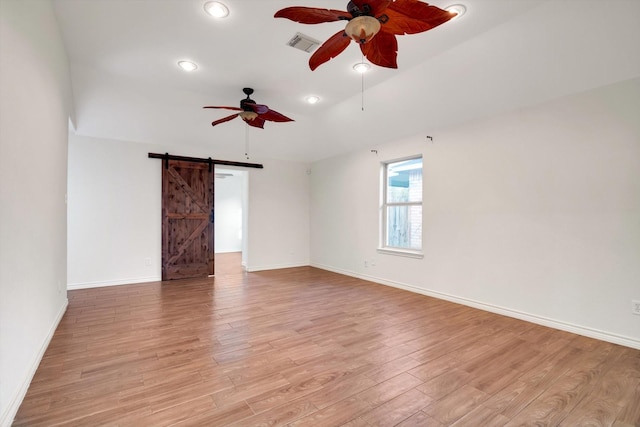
[53,0,640,162]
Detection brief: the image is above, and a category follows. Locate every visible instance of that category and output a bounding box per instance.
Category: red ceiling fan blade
[382,0,455,35]
[350,0,392,17]
[203,106,243,111]
[360,31,398,68]
[274,7,349,24]
[246,103,270,115]
[211,113,240,127]
[246,117,266,129]
[260,109,294,123]
[309,30,351,70]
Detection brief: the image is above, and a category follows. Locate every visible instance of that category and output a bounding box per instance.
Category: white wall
[310,78,640,349]
[67,134,310,287]
[245,159,311,271]
[67,134,162,287]
[214,169,244,253]
[0,1,73,424]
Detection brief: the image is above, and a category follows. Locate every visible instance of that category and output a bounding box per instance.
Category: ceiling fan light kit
[239,111,259,121]
[345,15,381,44]
[275,0,457,70]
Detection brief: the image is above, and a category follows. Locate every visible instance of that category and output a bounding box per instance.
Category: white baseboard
[1,298,68,427]
[245,261,309,273]
[67,275,161,290]
[311,263,640,350]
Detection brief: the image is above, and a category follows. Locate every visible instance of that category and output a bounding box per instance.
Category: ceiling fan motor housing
[240,98,257,111]
[239,97,259,121]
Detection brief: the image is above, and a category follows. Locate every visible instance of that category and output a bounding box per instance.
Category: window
[380,157,423,256]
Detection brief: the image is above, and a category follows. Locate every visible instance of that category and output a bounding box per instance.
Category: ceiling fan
[275,0,456,70]
[203,88,294,129]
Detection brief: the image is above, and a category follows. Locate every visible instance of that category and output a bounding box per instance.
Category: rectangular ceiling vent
[287,32,321,53]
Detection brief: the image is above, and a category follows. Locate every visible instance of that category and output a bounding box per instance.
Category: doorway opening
[214,167,248,274]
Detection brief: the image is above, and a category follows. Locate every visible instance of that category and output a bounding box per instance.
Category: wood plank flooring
[14,253,640,426]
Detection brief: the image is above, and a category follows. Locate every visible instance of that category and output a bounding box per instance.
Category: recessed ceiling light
[177,60,198,71]
[305,95,320,104]
[445,4,466,19]
[353,62,371,73]
[204,1,229,18]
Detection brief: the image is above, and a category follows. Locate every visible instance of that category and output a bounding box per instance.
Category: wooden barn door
[162,159,214,280]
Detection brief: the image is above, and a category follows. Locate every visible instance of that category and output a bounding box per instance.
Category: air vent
[287,32,321,53]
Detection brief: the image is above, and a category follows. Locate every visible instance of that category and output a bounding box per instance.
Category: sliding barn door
[162,159,214,280]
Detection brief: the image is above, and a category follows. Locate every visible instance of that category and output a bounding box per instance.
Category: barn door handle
[210,211,214,223]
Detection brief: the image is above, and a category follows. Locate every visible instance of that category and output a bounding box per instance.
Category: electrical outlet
[632,300,640,315]
[370,259,376,267]
[364,260,368,268]
[145,257,151,267]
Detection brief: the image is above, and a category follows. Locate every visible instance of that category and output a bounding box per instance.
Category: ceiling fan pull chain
[361,71,365,111]
[361,54,365,111]
[244,123,250,159]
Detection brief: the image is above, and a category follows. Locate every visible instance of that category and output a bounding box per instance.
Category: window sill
[377,248,424,259]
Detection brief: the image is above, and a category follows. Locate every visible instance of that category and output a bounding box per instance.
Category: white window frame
[378,156,424,259]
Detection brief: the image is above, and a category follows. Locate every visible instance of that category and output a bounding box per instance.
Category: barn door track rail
[148,152,264,170]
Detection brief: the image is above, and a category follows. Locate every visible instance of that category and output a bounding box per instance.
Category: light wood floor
[15,253,640,426]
